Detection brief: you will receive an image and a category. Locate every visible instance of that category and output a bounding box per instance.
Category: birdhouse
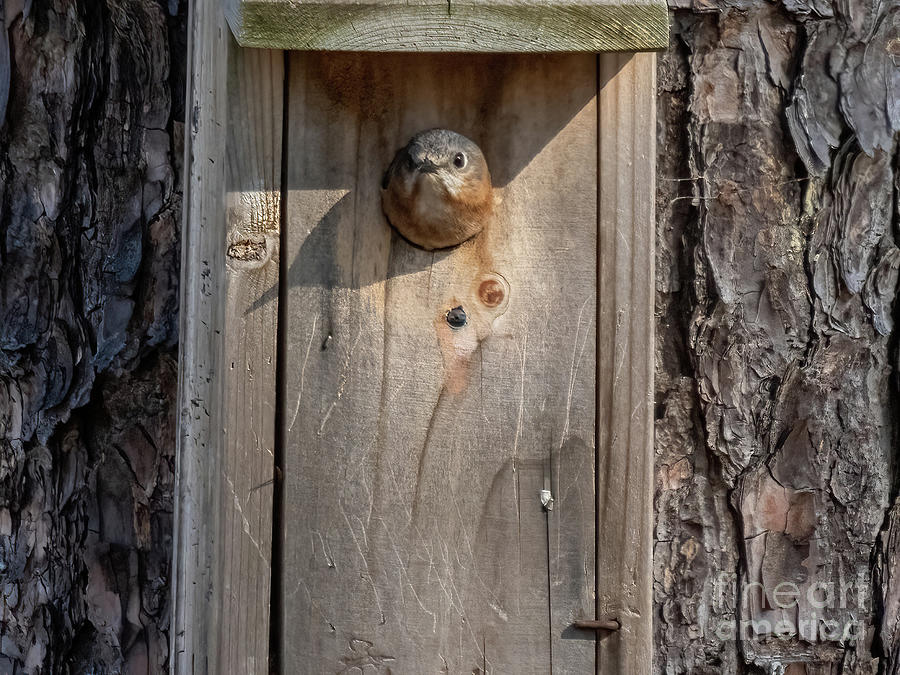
[173,1,666,673]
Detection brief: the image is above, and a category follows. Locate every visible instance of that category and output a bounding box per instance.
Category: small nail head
[540,489,554,511]
[446,306,467,329]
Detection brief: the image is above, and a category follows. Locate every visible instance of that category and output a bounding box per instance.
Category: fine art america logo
[708,572,869,642]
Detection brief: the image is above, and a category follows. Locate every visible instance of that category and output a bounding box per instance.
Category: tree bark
[655,1,899,672]
[0,0,185,671]
[1,0,898,673]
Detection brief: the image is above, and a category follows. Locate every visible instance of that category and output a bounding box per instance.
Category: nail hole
[446,306,467,329]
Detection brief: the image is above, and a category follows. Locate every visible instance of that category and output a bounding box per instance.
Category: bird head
[383,129,491,201]
[381,128,494,250]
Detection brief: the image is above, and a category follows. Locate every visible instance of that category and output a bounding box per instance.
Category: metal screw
[446,306,467,329]
[540,489,554,511]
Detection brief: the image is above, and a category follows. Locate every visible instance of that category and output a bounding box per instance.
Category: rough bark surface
[0,0,185,671]
[655,1,900,673]
[1,0,898,672]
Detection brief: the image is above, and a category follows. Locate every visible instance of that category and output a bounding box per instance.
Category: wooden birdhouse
[173,0,666,672]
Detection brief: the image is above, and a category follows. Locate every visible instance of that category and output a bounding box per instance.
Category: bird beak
[417,159,440,174]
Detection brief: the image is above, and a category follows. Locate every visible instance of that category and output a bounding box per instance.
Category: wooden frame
[596,51,656,673]
[172,0,657,672]
[224,0,668,52]
[172,1,282,672]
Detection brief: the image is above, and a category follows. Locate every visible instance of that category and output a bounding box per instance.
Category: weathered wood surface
[173,1,283,671]
[596,50,656,674]
[224,0,668,52]
[171,0,230,670]
[654,3,900,673]
[281,52,597,673]
[221,46,282,675]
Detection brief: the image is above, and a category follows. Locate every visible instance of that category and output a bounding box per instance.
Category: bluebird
[381,129,494,250]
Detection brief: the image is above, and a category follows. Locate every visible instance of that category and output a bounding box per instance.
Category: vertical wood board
[171,0,230,669]
[281,52,598,673]
[221,46,283,675]
[172,0,282,669]
[596,51,656,674]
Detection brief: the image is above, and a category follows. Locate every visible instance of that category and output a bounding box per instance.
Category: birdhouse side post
[596,50,656,673]
[172,1,283,672]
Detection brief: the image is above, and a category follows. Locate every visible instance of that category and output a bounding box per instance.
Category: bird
[381,129,494,251]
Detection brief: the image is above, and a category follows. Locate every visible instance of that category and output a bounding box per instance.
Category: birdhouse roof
[224,0,668,52]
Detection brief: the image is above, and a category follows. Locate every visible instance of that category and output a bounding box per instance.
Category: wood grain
[221,46,282,675]
[172,1,282,670]
[224,0,668,52]
[281,52,597,673]
[171,0,230,669]
[596,51,656,674]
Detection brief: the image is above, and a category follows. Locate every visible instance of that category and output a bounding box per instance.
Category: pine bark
[0,0,898,673]
[0,0,185,671]
[655,2,899,672]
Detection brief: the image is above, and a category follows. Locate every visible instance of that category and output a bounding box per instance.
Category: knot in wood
[478,278,505,307]
[227,237,267,262]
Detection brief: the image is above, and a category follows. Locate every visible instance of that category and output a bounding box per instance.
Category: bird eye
[453,152,467,169]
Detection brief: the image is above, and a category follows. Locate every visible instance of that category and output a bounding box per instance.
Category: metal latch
[573,618,621,632]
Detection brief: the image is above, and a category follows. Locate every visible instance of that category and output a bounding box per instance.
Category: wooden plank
[171,0,230,670]
[224,0,668,52]
[596,51,656,674]
[172,0,282,668]
[281,52,597,673]
[221,46,283,675]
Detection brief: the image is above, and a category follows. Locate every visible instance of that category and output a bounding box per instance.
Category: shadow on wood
[279,51,599,673]
[248,52,627,314]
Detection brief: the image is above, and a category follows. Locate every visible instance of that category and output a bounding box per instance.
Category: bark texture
[655,1,900,673]
[1,0,898,672]
[0,0,185,671]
